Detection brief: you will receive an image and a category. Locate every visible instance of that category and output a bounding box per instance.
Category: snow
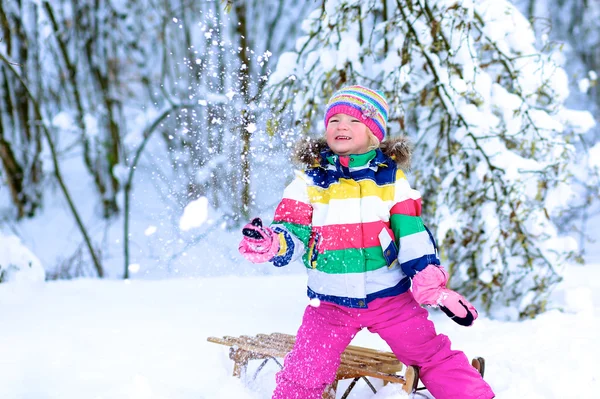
[267,52,298,84]
[557,108,597,133]
[51,112,75,131]
[0,232,45,283]
[128,263,141,274]
[179,197,210,232]
[578,78,591,93]
[246,123,258,134]
[1,263,599,398]
[144,226,158,236]
[226,90,236,101]
[590,143,600,169]
[336,35,362,70]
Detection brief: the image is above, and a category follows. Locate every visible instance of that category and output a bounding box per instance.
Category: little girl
[239,86,494,399]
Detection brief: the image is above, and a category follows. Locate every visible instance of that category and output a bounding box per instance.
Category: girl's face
[326,113,372,156]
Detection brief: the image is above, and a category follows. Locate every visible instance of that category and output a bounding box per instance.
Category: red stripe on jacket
[390,198,422,217]
[313,221,394,251]
[274,198,313,225]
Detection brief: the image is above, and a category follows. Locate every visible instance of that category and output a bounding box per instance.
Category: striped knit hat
[324,85,389,142]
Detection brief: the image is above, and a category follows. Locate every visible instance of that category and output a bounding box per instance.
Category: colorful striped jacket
[270,138,439,308]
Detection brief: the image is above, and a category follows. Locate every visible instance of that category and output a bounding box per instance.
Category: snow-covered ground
[1,262,598,399]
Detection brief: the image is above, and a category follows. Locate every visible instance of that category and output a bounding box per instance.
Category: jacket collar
[320,149,391,170]
[294,136,412,171]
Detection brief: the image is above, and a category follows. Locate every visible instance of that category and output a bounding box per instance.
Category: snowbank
[1,263,599,398]
[0,232,45,283]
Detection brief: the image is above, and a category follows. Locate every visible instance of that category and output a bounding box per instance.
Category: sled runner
[208,332,420,398]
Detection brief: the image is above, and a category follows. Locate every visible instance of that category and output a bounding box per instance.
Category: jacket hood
[292,136,413,170]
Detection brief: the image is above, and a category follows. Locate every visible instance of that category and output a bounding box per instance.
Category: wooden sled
[207,332,419,399]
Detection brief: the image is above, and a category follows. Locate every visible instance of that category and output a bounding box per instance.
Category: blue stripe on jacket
[307,277,412,309]
[271,228,295,267]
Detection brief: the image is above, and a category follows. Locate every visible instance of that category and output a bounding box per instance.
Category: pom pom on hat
[324,85,389,142]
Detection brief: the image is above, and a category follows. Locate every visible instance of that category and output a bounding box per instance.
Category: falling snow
[179,197,209,232]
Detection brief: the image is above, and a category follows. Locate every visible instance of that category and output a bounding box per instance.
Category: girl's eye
[330,119,339,123]
[351,119,360,122]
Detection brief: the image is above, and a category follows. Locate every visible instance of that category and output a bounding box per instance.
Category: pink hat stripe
[324,102,386,140]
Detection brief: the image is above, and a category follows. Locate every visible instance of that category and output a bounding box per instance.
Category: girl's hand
[411,265,478,326]
[238,218,280,263]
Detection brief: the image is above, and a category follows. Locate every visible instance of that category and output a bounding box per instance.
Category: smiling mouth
[335,135,351,140]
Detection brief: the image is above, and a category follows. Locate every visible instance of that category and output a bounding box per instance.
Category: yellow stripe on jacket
[307,178,396,203]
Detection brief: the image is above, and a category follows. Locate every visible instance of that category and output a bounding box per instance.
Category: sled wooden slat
[207,332,419,399]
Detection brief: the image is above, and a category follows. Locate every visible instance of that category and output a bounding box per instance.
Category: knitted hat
[324,85,389,142]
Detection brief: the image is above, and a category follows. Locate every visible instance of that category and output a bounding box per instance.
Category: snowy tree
[520,0,599,112]
[268,0,597,318]
[513,0,600,259]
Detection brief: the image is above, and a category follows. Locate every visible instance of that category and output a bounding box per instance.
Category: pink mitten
[238,218,280,263]
[411,265,478,326]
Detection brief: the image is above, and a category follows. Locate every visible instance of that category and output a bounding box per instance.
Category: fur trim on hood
[292,136,413,170]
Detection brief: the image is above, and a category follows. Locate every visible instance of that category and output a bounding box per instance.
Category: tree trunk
[234,0,251,221]
[0,137,25,218]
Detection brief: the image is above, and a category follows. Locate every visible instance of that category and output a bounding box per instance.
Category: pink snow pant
[272,292,494,399]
